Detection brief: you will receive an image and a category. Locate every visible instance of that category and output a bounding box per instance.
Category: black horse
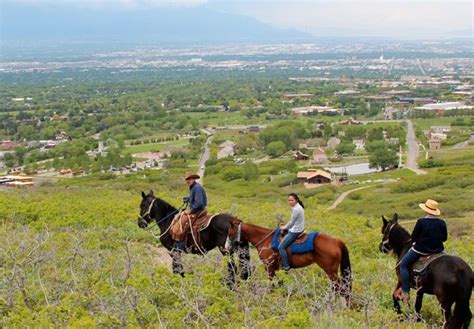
[379,213,473,329]
[137,191,251,285]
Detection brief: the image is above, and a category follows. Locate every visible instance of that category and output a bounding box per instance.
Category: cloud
[210,1,473,37]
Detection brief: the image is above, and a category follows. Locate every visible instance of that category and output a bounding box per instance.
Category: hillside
[1,156,472,327]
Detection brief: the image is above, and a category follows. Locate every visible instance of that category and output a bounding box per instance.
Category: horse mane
[242,221,274,234]
[155,197,177,212]
[391,223,412,255]
[144,193,177,215]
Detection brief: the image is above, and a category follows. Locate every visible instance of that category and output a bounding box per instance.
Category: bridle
[230,222,275,248]
[381,222,396,253]
[139,198,157,224]
[229,222,242,244]
[138,198,188,237]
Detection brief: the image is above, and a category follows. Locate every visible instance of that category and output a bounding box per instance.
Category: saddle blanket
[271,228,319,254]
[412,252,446,273]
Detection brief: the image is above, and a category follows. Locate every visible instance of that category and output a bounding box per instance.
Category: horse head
[227,217,242,245]
[379,213,398,253]
[138,190,156,228]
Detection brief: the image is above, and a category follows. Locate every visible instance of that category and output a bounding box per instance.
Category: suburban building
[398,97,436,105]
[284,93,314,99]
[352,139,366,150]
[429,139,442,150]
[290,106,343,116]
[415,102,471,114]
[293,151,309,161]
[218,141,237,159]
[327,137,341,149]
[312,148,328,164]
[431,126,451,134]
[297,169,332,184]
[334,90,361,97]
[1,140,18,150]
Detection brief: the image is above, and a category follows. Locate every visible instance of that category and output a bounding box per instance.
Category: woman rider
[278,193,305,271]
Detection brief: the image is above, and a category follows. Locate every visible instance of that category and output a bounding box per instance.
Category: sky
[2,0,473,37]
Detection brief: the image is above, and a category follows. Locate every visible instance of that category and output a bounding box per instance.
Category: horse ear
[393,213,398,222]
[141,191,146,199]
[149,190,154,197]
[382,215,388,226]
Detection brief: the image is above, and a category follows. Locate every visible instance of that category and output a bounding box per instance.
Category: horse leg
[171,250,185,277]
[414,290,424,322]
[439,299,454,329]
[238,241,251,280]
[392,282,402,315]
[219,246,236,289]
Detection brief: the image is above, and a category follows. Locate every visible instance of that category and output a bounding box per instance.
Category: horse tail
[338,240,352,302]
[451,268,473,329]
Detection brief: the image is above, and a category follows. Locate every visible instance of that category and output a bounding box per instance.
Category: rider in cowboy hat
[171,172,208,251]
[396,199,447,303]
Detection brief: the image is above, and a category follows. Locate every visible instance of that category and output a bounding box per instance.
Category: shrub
[391,176,446,193]
[221,168,243,181]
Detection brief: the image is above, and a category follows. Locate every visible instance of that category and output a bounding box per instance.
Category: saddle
[276,230,308,244]
[271,228,319,254]
[412,252,446,274]
[170,210,217,251]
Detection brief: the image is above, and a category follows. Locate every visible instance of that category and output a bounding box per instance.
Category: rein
[233,223,275,248]
[382,223,413,268]
[381,223,396,248]
[254,229,276,248]
[142,200,187,239]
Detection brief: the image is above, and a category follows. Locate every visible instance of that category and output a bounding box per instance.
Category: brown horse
[228,217,352,304]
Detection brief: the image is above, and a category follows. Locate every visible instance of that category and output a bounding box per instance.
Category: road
[327,179,398,210]
[405,120,426,175]
[452,138,473,149]
[327,185,375,210]
[197,135,213,185]
[416,58,426,75]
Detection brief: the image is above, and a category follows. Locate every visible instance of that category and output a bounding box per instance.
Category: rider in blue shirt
[172,172,208,251]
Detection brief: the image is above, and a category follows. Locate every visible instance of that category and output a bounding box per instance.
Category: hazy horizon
[1,0,472,45]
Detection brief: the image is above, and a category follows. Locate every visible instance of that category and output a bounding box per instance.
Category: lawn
[412,116,472,131]
[124,139,190,154]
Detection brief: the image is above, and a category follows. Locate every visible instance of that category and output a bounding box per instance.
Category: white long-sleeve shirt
[286,203,305,233]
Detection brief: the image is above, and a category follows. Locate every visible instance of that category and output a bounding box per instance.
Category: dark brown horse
[228,217,352,304]
[379,213,473,329]
[137,191,251,286]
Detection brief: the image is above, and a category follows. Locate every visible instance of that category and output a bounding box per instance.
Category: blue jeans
[400,248,421,293]
[278,232,300,270]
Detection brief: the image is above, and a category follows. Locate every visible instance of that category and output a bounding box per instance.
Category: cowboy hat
[184,171,200,180]
[419,199,441,216]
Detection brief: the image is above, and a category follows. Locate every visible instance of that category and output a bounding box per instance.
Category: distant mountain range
[1,3,313,44]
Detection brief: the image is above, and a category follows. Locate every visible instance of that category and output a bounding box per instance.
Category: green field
[412,116,472,131]
[124,139,190,154]
[1,160,473,327]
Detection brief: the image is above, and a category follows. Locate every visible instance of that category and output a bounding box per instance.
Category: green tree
[266,141,287,157]
[335,143,355,155]
[367,141,398,171]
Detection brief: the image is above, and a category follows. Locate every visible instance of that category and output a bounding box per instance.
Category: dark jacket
[411,215,447,254]
[189,182,207,214]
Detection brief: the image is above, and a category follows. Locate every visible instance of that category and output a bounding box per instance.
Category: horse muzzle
[137,217,148,228]
[379,242,389,253]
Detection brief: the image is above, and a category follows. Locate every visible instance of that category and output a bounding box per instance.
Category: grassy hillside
[0,164,473,327]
